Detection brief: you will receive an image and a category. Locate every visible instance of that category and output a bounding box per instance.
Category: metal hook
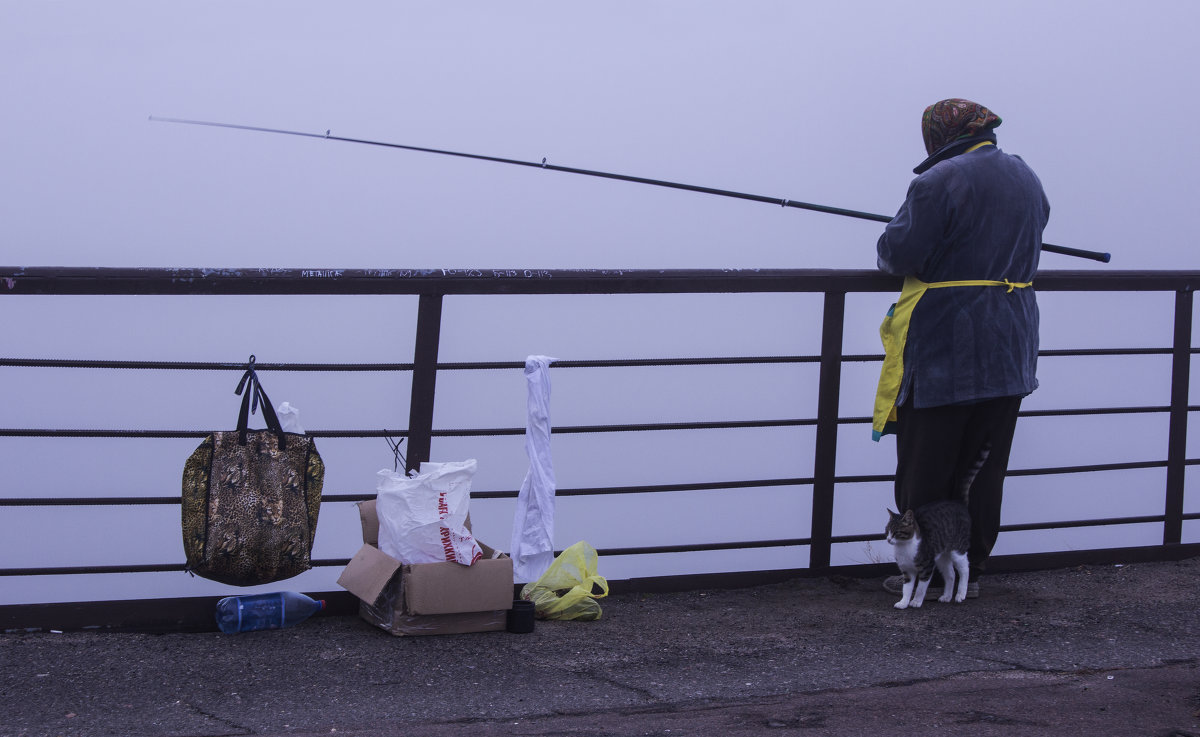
[541,157,547,168]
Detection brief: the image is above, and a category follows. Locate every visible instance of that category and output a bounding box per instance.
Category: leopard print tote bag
[181,357,324,586]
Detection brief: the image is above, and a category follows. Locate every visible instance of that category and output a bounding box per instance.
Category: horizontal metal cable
[436,356,824,370]
[0,355,830,373]
[0,563,188,577]
[1018,406,1172,418]
[1007,459,1170,476]
[471,476,817,500]
[830,532,889,545]
[2,403,1185,438]
[0,429,213,438]
[0,493,380,507]
[844,347,1177,363]
[3,457,1185,508]
[0,419,823,438]
[0,478,819,507]
[839,354,884,363]
[999,514,1166,533]
[6,512,1197,576]
[837,405,1184,428]
[319,494,376,504]
[0,429,410,439]
[435,418,821,438]
[593,538,811,557]
[2,549,806,578]
[0,496,185,507]
[2,348,1174,373]
[0,560,359,577]
[0,358,415,371]
[1039,347,1173,357]
[834,459,1174,486]
[828,513,1180,545]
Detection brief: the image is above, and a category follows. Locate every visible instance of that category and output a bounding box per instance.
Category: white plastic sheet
[511,355,558,583]
[376,460,484,565]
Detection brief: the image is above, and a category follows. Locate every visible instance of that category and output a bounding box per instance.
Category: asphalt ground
[3,557,1198,737]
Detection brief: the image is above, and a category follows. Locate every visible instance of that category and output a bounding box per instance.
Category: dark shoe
[882,575,904,595]
[966,580,980,599]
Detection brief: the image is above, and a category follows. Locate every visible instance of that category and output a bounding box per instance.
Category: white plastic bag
[511,355,558,583]
[376,460,484,565]
[277,402,305,434]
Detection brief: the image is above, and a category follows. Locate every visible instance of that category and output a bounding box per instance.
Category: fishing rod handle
[1041,242,1111,263]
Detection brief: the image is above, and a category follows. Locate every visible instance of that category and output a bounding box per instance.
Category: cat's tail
[958,443,991,506]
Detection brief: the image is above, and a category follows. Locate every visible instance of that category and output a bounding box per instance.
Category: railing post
[810,290,846,570]
[1164,288,1192,545]
[406,293,444,473]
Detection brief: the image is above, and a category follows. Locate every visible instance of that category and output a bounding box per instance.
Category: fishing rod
[149,116,1111,263]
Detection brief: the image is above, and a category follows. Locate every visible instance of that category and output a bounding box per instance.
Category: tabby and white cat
[885,501,971,609]
[884,445,990,610]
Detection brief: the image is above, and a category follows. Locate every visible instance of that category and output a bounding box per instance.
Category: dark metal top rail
[4,266,1200,295]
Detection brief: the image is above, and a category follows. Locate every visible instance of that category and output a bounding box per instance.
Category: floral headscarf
[921,98,1002,155]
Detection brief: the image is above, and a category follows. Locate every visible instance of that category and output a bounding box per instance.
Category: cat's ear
[901,509,915,523]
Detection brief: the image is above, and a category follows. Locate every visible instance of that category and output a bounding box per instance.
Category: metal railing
[2,266,1198,629]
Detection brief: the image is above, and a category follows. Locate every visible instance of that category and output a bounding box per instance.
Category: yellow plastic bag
[519,541,609,621]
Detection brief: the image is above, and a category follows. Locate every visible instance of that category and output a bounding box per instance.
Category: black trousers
[893,395,1022,579]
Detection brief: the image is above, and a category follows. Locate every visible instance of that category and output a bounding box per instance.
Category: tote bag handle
[234,355,287,449]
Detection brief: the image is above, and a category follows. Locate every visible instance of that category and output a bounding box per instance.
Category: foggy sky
[3,1,1197,271]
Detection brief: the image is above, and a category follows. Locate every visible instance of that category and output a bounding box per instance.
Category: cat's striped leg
[935,552,957,603]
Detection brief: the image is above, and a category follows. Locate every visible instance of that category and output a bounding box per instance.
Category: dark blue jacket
[877,144,1050,408]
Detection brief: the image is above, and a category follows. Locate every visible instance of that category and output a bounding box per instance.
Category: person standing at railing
[872,98,1050,599]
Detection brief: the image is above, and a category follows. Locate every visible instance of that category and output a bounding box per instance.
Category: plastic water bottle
[215,591,325,634]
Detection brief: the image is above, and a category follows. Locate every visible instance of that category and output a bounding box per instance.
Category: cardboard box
[337,499,514,636]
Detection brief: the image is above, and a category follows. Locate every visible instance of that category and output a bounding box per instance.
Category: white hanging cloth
[510,355,558,583]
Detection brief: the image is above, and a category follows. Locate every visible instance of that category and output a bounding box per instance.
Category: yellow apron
[871,275,1032,440]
